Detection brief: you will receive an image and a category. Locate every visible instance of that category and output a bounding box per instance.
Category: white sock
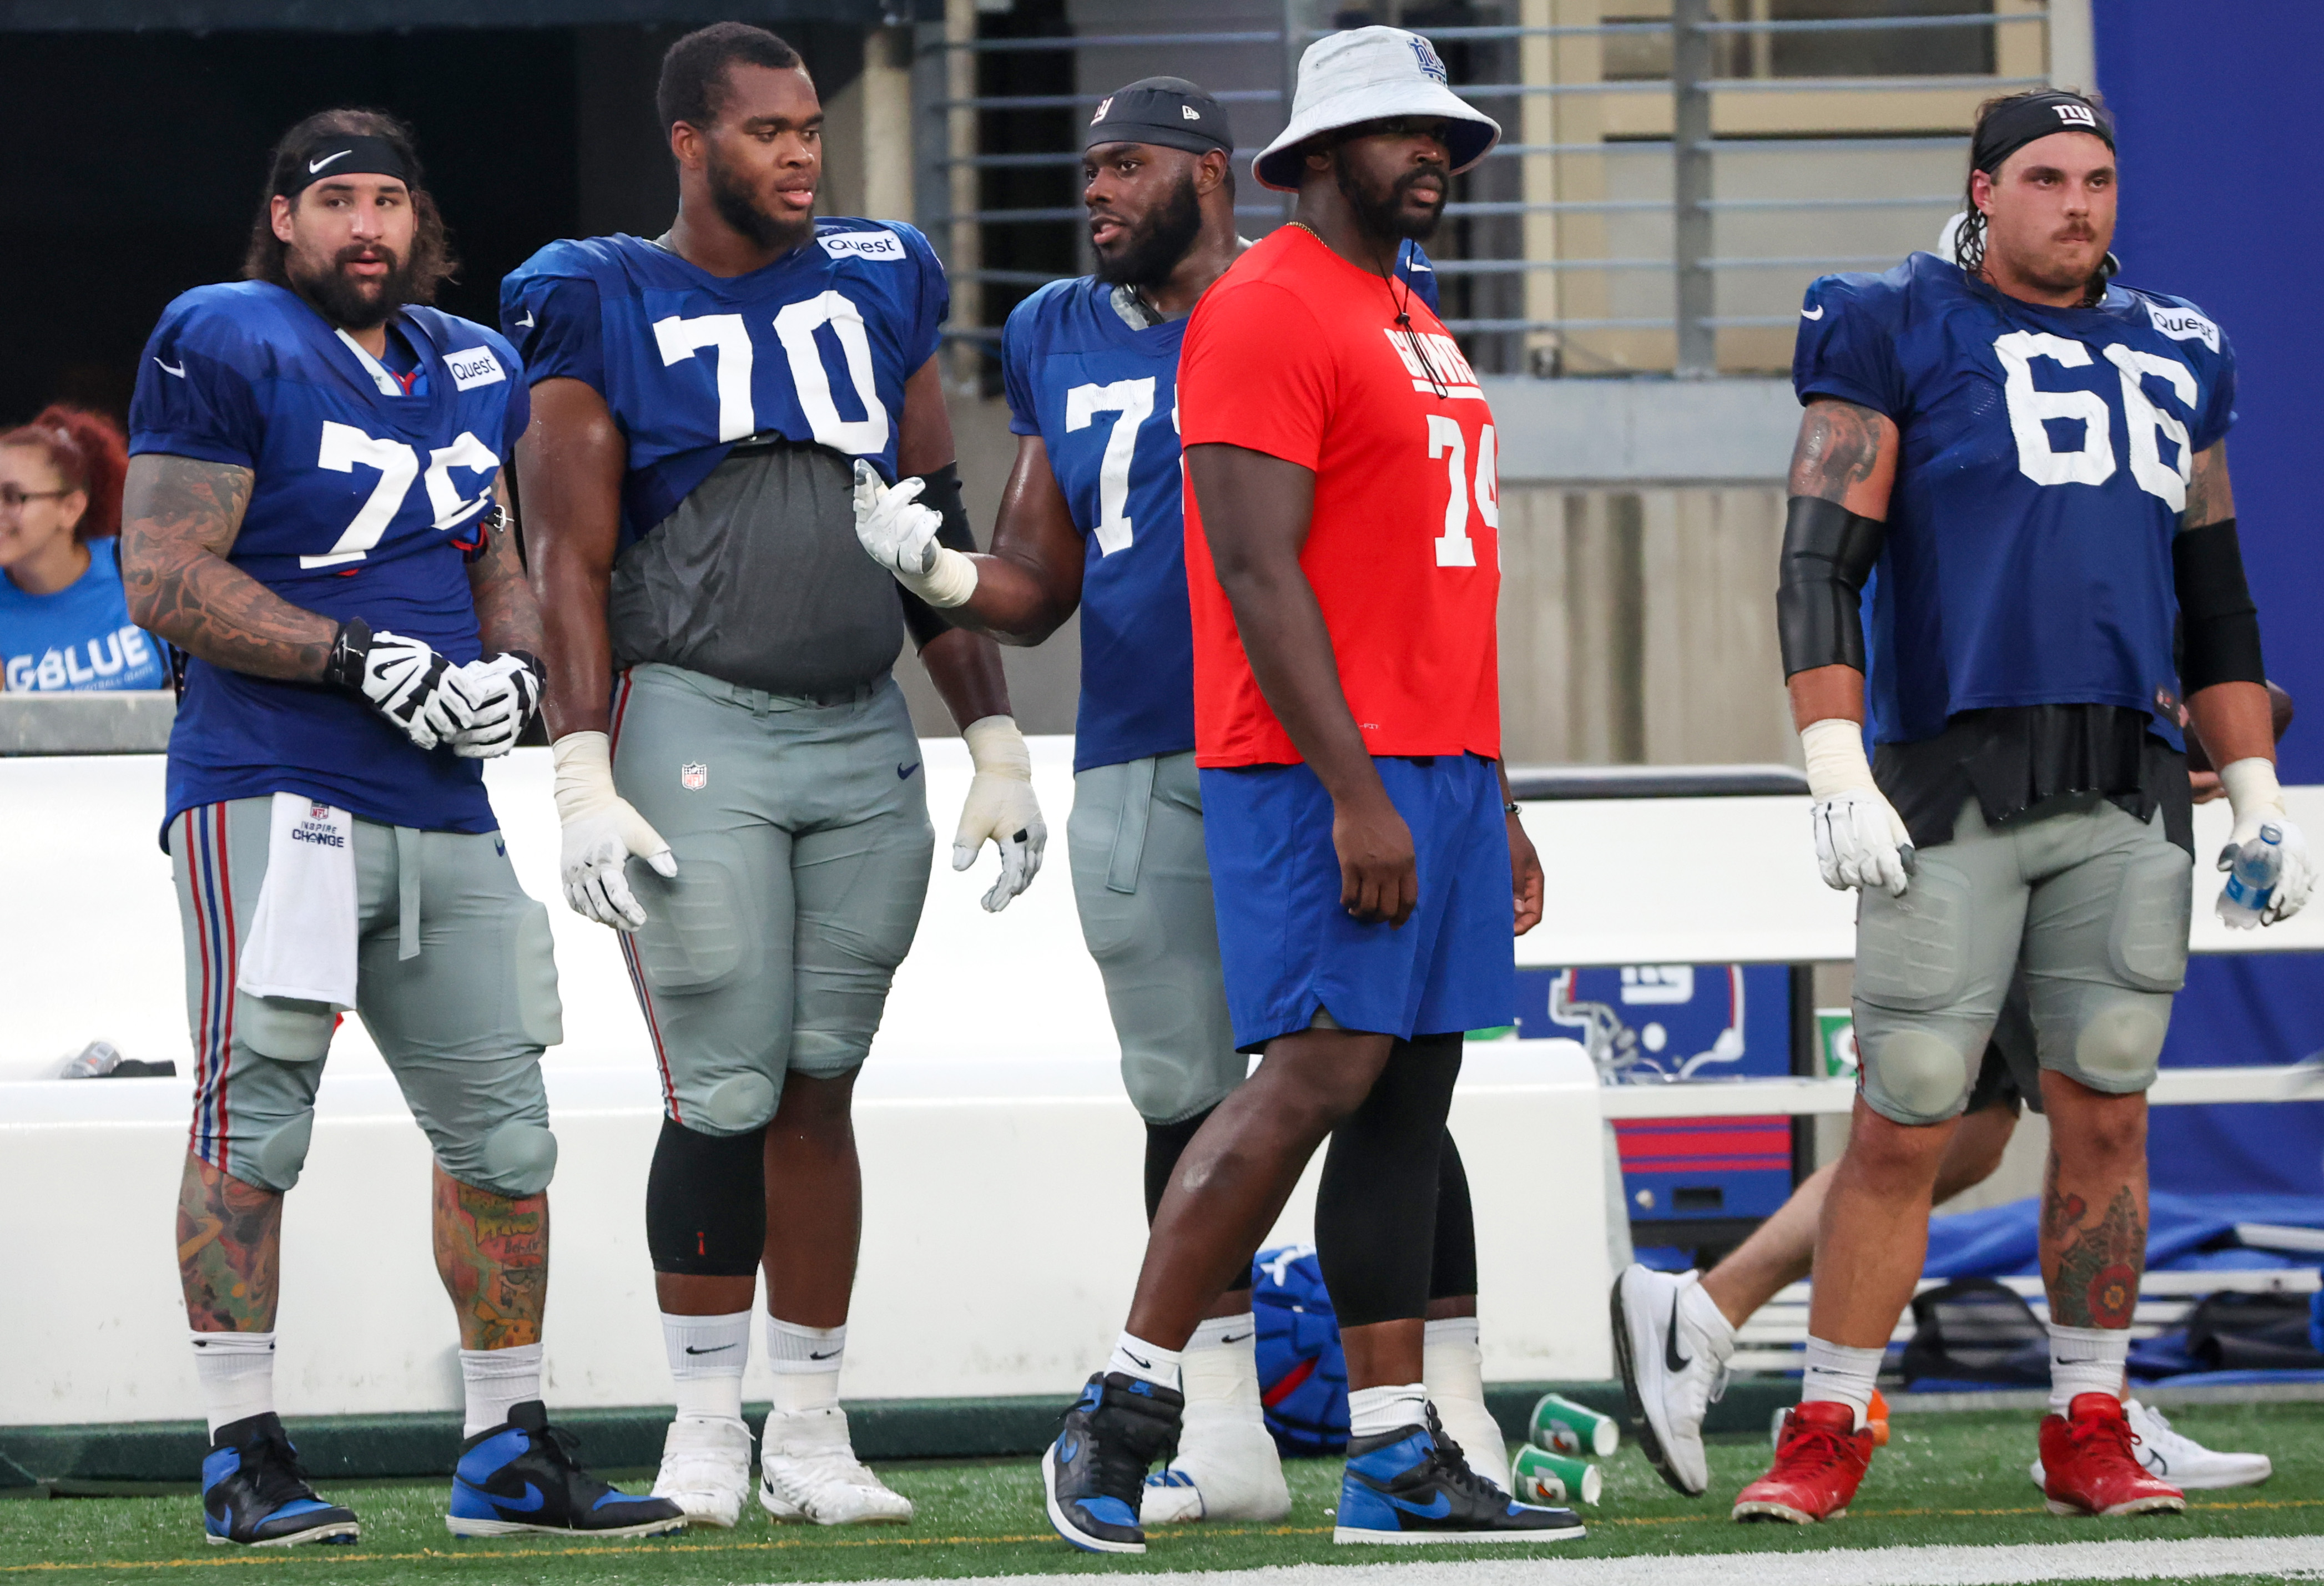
[1348,1382,1429,1440]
[1107,1331,1182,1392]
[460,1343,542,1437]
[663,1310,751,1423]
[1422,1316,1486,1407]
[1799,1336,1884,1428]
[1182,1312,1262,1410]
[190,1331,276,1438]
[2048,1324,2130,1414]
[767,1317,844,1415]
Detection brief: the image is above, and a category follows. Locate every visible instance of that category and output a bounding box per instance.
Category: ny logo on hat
[1408,34,1448,83]
[2053,102,2097,128]
[1091,95,1114,124]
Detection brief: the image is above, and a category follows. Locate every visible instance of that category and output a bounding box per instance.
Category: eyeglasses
[0,486,69,513]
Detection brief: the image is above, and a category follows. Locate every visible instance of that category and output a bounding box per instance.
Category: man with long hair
[503,22,1039,1529]
[1732,87,2308,1524]
[120,108,682,1547]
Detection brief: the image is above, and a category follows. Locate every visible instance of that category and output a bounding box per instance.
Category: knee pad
[472,1121,559,1197]
[1861,1026,1975,1124]
[2071,999,2168,1089]
[646,1118,767,1276]
[699,1073,780,1132]
[239,1112,315,1193]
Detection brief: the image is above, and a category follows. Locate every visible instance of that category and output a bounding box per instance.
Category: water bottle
[2217,822,2285,927]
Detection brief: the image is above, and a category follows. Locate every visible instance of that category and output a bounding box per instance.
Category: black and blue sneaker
[447,1400,685,1539]
[201,1413,360,1547]
[1333,1407,1585,1545]
[1042,1371,1184,1554]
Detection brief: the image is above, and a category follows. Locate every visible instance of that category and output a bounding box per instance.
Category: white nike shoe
[2029,1398,2272,1492]
[758,1407,914,1525]
[1429,1393,1513,1494]
[1610,1264,1734,1498]
[651,1415,752,1529]
[1142,1401,1292,1524]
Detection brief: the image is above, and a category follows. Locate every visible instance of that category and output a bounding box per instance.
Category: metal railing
[915,3,2055,381]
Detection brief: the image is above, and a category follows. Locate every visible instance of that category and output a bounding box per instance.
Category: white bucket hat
[1254,26,1501,193]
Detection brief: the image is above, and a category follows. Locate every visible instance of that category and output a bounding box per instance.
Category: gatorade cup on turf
[1529,1392,1619,1458]
[1511,1444,1600,1506]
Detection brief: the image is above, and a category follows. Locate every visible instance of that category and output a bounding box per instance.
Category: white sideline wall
[0,742,1609,1426]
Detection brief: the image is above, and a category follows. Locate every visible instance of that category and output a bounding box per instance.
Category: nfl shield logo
[681,762,708,791]
[310,801,330,819]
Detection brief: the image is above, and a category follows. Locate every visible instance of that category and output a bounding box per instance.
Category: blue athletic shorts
[1199,754,1515,1050]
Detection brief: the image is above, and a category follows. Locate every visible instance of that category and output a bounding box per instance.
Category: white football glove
[1801,717,1913,897]
[2215,757,2313,927]
[550,731,677,931]
[446,650,543,760]
[954,714,1045,912]
[851,459,977,608]
[324,620,475,751]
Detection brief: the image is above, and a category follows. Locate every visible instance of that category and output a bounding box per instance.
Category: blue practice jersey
[1003,242,1440,772]
[500,222,947,548]
[129,284,527,838]
[0,541,169,693]
[1796,251,2235,751]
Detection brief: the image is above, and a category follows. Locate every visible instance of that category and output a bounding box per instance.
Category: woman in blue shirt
[0,405,167,691]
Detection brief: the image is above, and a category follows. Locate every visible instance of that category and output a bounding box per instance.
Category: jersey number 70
[654,292,890,456]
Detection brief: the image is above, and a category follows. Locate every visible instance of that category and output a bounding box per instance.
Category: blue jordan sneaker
[1333,1407,1585,1545]
[447,1400,685,1539]
[1042,1371,1184,1554]
[201,1413,360,1547]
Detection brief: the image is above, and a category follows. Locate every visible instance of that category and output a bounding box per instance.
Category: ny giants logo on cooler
[681,762,709,791]
[1380,327,1483,398]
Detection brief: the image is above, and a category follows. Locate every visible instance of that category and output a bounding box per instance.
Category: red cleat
[1731,1401,1875,1524]
[2039,1393,2187,1517]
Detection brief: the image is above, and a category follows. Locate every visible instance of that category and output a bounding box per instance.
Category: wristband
[1799,717,1878,800]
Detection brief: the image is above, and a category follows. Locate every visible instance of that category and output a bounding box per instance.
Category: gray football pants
[1068,752,1248,1125]
[610,663,934,1135]
[1852,795,2191,1127]
[169,799,561,1196]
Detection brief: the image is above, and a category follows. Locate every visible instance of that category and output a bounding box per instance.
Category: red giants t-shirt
[1178,225,1501,767]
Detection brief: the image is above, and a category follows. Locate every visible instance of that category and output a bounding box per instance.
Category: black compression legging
[1142,1035,1478,1314]
[1316,1032,1466,1328]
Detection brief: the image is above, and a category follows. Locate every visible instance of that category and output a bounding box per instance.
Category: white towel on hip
[237,793,359,1009]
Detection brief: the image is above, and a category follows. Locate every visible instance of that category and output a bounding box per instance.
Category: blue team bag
[1251,1243,1348,1456]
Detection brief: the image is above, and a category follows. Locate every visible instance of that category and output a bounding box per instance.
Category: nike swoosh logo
[1799,305,1826,320]
[1388,1491,1454,1519]
[308,150,352,174]
[155,358,185,378]
[1665,1292,1692,1373]
[496,1482,547,1513]
[683,1343,736,1355]
[516,311,535,329]
[898,762,920,780]
[808,1348,841,1360]
[1124,1351,1152,1370]
[1219,1332,1252,1345]
[1057,1434,1080,1464]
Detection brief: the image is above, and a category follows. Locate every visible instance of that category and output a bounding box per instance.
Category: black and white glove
[447,650,544,760]
[323,618,475,751]
[954,714,1046,912]
[1800,717,1913,897]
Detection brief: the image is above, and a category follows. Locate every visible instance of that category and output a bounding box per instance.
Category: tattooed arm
[467,471,547,660]
[120,454,336,681]
[1784,398,1900,730]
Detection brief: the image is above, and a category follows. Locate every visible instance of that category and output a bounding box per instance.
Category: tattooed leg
[432,1165,550,1351]
[178,1153,284,1333]
[2038,1078,2150,1329]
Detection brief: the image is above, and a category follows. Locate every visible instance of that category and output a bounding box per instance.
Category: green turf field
[3,1402,2318,1584]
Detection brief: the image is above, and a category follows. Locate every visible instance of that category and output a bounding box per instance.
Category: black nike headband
[1085,77,1233,158]
[1972,91,2114,177]
[278,135,411,199]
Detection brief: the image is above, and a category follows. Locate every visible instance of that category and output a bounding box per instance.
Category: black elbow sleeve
[1776,494,1885,678]
[896,461,976,651]
[2175,517,2266,693]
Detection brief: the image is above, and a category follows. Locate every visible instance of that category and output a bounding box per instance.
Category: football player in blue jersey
[1734,90,2312,1526]
[119,109,683,1549]
[503,23,1039,1529]
[850,77,1519,1530]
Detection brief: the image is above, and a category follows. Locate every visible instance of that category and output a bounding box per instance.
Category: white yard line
[784,1534,2324,1586]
